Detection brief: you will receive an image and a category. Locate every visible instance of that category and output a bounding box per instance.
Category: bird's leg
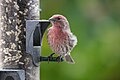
[48,53,55,63]
[56,55,62,63]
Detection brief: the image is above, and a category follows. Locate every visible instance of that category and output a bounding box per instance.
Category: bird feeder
[26,20,50,66]
[0,0,63,80]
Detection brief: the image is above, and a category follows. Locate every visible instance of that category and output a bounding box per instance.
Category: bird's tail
[64,54,75,64]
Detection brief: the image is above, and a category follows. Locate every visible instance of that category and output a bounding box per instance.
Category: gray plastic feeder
[0,69,25,80]
[26,20,50,66]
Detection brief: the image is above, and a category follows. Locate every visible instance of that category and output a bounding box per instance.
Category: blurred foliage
[40,0,120,80]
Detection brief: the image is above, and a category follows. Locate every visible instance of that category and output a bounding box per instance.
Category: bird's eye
[57,17,61,20]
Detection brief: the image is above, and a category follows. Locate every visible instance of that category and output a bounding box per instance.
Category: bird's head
[49,14,70,30]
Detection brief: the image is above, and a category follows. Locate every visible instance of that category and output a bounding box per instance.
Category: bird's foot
[56,55,62,63]
[48,53,55,63]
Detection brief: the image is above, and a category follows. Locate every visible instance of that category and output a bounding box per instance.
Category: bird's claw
[56,55,62,63]
[48,53,55,63]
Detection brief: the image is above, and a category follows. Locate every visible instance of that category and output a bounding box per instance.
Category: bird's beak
[49,18,56,22]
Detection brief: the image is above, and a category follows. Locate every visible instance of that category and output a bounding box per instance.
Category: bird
[47,14,77,64]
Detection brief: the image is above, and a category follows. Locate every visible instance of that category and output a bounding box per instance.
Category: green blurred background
[40,0,120,80]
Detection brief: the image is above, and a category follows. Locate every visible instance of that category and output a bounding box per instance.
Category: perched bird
[47,14,77,64]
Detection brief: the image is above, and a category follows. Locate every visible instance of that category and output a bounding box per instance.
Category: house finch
[47,14,77,64]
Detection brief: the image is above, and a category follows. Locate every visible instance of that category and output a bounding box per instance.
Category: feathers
[64,54,75,64]
[47,14,77,64]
